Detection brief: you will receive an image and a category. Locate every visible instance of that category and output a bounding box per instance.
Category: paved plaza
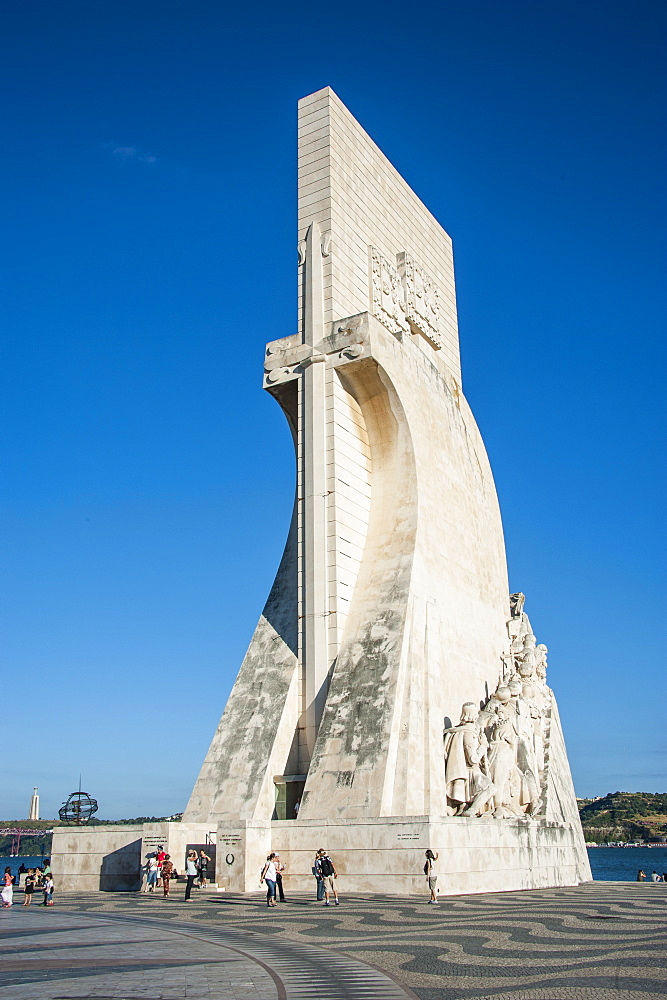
[1,882,665,999]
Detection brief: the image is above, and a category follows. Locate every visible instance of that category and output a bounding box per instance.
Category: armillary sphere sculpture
[59,791,98,825]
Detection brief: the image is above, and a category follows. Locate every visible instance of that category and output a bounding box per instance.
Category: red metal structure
[2,829,52,855]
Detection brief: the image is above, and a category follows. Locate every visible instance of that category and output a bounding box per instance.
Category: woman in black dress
[22,869,36,906]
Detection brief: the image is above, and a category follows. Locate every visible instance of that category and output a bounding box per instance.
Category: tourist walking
[156,846,166,888]
[184,850,198,900]
[22,869,36,906]
[42,874,54,906]
[424,849,439,903]
[260,854,278,907]
[313,849,326,901]
[161,855,174,897]
[274,854,286,902]
[1,867,13,907]
[197,850,211,888]
[316,849,339,905]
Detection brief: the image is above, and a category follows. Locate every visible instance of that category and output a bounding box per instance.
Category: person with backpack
[424,849,439,903]
[197,850,211,888]
[316,849,339,906]
[313,849,326,901]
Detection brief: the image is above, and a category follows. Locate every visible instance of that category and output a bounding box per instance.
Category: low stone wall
[51,826,143,892]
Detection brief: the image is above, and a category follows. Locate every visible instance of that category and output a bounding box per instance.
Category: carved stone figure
[535,643,548,682]
[516,633,537,679]
[523,683,546,774]
[444,703,490,814]
[509,681,542,815]
[465,706,521,818]
[509,593,525,618]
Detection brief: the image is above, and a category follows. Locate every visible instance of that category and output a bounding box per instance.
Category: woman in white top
[1,868,13,907]
[260,853,278,907]
[424,849,439,903]
[146,857,158,892]
[184,850,198,901]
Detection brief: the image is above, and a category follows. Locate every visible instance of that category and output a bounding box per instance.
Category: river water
[587,846,667,882]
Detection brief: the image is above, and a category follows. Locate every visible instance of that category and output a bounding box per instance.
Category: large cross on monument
[300,219,331,765]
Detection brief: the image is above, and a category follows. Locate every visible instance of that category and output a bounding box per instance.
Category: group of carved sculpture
[444,594,550,819]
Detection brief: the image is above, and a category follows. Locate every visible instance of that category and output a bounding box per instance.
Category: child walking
[42,874,54,906]
[23,869,36,905]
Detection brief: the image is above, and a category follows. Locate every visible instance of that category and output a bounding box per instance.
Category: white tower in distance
[28,787,39,821]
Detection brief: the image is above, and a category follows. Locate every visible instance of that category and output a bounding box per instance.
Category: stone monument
[183,87,591,894]
[51,87,590,893]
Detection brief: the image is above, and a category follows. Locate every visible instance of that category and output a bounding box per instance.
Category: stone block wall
[298,88,460,384]
[51,825,143,892]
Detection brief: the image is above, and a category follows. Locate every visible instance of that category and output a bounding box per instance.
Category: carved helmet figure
[508,678,522,698]
[494,685,511,704]
[459,702,477,724]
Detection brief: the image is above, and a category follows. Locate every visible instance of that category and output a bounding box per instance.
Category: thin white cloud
[107,144,157,164]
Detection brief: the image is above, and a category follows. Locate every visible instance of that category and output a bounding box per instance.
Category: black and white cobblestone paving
[1,882,664,999]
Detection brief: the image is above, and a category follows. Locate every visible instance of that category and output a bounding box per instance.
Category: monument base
[216,816,591,895]
[51,813,590,895]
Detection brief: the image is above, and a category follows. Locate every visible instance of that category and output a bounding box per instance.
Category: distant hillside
[578,792,667,843]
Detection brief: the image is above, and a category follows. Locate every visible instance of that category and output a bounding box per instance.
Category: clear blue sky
[2,0,664,819]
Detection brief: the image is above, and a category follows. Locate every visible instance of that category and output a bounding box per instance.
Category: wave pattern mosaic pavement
[3,881,665,999]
